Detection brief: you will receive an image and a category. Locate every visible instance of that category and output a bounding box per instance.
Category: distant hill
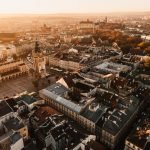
[0,11,150,17]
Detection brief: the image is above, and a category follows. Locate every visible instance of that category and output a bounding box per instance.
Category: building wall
[49,57,84,71]
[0,60,24,73]
[0,44,16,60]
[18,64,28,72]
[0,112,14,128]
[100,104,140,149]
[45,133,55,148]
[80,23,94,29]
[10,137,24,150]
[79,23,95,34]
[124,140,143,150]
[33,55,46,78]
[19,126,28,140]
[39,93,95,134]
[0,62,28,82]
[49,57,59,66]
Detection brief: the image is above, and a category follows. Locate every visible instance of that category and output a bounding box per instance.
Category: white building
[0,44,17,60]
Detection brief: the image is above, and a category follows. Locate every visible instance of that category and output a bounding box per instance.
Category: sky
[0,0,150,14]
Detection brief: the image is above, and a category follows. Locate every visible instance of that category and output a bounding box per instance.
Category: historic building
[32,41,47,78]
[79,19,95,34]
[0,60,28,82]
[0,44,17,60]
[39,72,148,149]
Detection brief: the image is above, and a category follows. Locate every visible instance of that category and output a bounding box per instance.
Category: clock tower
[32,41,46,78]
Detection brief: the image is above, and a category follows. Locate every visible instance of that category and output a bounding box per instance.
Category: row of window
[125,141,142,150]
[44,97,95,133]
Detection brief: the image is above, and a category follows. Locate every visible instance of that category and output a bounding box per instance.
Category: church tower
[32,41,46,78]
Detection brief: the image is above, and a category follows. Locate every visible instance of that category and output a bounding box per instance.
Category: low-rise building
[95,62,131,76]
[36,116,95,150]
[29,104,96,150]
[79,19,95,34]
[39,82,96,132]
[3,116,28,140]
[39,75,146,149]
[110,77,139,96]
[30,105,62,129]
[0,60,28,82]
[0,44,16,60]
[124,108,150,150]
[0,100,14,128]
[0,131,24,150]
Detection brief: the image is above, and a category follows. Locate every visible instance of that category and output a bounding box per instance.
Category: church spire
[35,41,41,53]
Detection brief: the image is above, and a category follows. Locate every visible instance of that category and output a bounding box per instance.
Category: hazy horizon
[0,0,150,14]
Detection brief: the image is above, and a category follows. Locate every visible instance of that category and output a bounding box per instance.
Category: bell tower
[32,41,46,78]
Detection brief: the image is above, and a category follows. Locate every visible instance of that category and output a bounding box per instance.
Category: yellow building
[3,116,28,140]
[0,60,28,82]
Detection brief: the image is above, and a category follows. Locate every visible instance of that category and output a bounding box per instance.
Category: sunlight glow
[0,0,149,14]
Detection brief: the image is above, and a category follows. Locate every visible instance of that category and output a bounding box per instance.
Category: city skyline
[0,1,150,150]
[0,0,150,14]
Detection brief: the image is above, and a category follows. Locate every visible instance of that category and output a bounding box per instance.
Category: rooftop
[3,117,24,131]
[31,105,62,126]
[23,140,37,150]
[10,132,22,145]
[101,95,140,135]
[86,140,106,150]
[80,19,93,24]
[132,87,150,102]
[0,100,13,118]
[81,103,108,123]
[126,108,150,149]
[0,68,20,77]
[95,62,131,74]
[6,98,18,112]
[111,77,138,92]
[40,82,95,114]
[37,119,88,150]
[0,130,14,143]
[89,88,140,136]
[18,94,37,105]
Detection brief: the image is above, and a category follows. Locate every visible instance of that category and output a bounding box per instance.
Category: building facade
[32,41,47,78]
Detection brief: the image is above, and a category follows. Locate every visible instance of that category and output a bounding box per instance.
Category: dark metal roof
[3,117,24,131]
[0,101,13,118]
[81,104,108,123]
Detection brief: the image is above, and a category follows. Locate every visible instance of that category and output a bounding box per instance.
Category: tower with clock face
[32,41,46,78]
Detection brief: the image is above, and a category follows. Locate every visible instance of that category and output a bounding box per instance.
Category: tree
[12,54,18,60]
[32,80,39,90]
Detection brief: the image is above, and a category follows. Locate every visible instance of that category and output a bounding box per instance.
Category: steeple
[104,16,108,23]
[32,40,46,78]
[35,41,41,53]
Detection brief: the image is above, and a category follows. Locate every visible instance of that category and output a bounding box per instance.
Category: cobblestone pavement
[0,75,35,99]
